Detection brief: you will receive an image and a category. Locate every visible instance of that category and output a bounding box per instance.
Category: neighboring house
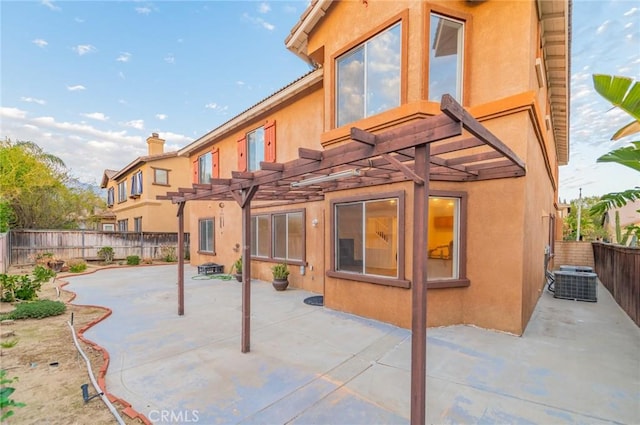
[603,199,640,244]
[101,133,191,232]
[162,0,570,336]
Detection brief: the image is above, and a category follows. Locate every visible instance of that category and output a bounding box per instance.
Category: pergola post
[241,195,251,353]
[177,201,185,316]
[411,143,430,425]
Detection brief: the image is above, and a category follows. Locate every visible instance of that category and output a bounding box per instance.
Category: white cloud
[0,107,28,120]
[118,71,125,79]
[596,20,610,35]
[124,120,145,130]
[242,13,275,31]
[156,114,168,120]
[118,99,127,104]
[116,52,132,62]
[623,7,638,17]
[156,131,193,146]
[258,2,271,14]
[81,112,109,121]
[75,17,84,23]
[164,54,175,64]
[21,97,46,105]
[67,85,86,91]
[136,6,152,15]
[32,39,48,48]
[73,44,97,55]
[236,81,245,86]
[41,0,60,11]
[205,103,229,113]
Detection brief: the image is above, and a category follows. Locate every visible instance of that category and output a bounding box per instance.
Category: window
[237,122,275,172]
[154,168,169,185]
[117,219,128,232]
[107,187,114,207]
[117,181,127,203]
[134,217,142,233]
[336,22,401,127]
[250,215,270,258]
[131,171,142,197]
[194,148,219,183]
[199,218,215,253]
[429,14,464,102]
[250,210,305,263]
[427,191,468,287]
[198,152,212,184]
[335,197,399,278]
[102,223,115,231]
[247,127,265,172]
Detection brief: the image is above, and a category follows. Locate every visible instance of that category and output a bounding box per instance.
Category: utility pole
[576,188,582,241]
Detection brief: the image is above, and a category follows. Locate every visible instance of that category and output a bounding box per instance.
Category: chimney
[146,132,165,156]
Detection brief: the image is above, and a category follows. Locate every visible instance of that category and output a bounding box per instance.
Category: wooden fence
[8,230,190,266]
[0,233,8,273]
[592,242,639,327]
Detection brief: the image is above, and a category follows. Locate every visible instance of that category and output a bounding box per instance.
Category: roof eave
[284,0,332,67]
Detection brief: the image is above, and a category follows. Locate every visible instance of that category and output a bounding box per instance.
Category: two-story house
[161,0,570,337]
[101,133,191,232]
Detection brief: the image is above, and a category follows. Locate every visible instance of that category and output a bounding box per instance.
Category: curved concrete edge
[58,274,152,425]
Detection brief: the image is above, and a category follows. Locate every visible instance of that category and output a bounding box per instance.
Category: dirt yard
[1,266,145,424]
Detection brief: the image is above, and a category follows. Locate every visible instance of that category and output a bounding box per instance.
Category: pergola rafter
[158,94,527,425]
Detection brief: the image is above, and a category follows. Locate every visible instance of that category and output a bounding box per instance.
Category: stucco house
[161,0,570,338]
[101,133,191,232]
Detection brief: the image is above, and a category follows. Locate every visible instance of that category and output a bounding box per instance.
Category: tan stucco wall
[184,0,562,336]
[107,155,191,232]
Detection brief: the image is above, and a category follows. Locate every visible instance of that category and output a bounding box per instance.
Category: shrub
[0,369,26,420]
[32,265,55,283]
[160,245,177,262]
[97,246,114,264]
[0,275,40,302]
[1,300,66,320]
[126,255,140,266]
[66,258,87,273]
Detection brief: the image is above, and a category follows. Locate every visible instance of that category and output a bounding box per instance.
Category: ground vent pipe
[67,321,126,425]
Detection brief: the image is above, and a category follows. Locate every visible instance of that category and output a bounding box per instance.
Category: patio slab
[65,265,640,424]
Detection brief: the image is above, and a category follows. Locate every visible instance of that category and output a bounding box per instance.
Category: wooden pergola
[159,95,525,425]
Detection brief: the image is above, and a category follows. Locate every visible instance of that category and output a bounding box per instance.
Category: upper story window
[237,121,276,172]
[193,148,219,184]
[153,168,168,185]
[131,170,142,197]
[336,22,401,128]
[134,216,142,233]
[107,187,114,207]
[429,13,464,102]
[117,181,127,203]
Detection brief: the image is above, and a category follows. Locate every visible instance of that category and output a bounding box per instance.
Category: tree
[0,139,105,230]
[588,75,640,226]
[563,196,607,241]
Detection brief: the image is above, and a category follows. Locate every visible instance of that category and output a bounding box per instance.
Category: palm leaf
[589,188,640,216]
[596,141,640,172]
[593,74,640,121]
[612,121,640,141]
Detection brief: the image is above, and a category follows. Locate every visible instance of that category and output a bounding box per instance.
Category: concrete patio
[65,265,639,424]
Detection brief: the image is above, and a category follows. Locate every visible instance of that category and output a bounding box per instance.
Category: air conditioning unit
[553,271,597,302]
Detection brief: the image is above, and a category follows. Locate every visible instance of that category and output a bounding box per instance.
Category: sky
[1,0,639,202]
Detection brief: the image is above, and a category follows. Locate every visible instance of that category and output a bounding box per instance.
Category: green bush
[1,369,26,421]
[126,255,140,265]
[32,265,56,283]
[0,275,41,302]
[67,259,87,273]
[97,246,114,264]
[1,300,66,320]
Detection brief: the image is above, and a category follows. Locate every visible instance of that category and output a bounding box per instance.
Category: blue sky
[1,0,638,202]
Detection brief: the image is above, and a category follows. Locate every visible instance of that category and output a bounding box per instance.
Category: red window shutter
[192,158,198,183]
[237,136,247,172]
[264,120,276,163]
[212,148,220,179]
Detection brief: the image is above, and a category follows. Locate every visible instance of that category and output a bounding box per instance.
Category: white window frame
[247,127,265,172]
[199,218,215,253]
[131,171,143,196]
[198,152,212,184]
[117,181,127,203]
[428,13,465,102]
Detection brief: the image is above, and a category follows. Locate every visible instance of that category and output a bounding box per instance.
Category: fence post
[140,231,144,258]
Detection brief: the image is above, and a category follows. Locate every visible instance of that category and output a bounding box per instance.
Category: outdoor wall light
[290,169,361,188]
